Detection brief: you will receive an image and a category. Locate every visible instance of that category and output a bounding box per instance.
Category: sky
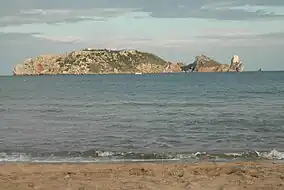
[1,0,284,75]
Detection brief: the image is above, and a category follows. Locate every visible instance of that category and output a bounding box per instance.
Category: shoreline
[0,149,283,164]
[1,161,283,189]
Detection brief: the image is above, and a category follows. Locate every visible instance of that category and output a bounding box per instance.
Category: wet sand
[0,161,284,190]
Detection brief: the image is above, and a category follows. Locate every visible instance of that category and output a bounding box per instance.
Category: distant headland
[13,48,244,76]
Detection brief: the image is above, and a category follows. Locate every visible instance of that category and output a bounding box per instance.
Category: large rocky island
[12,48,244,75]
[12,48,184,76]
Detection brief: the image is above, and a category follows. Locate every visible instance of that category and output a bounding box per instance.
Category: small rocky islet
[12,48,244,76]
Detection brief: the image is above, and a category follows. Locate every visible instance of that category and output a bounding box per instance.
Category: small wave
[0,149,283,163]
[258,149,284,160]
[241,90,284,95]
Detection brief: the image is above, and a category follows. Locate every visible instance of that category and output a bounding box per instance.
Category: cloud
[32,34,85,43]
[1,0,284,27]
[196,31,284,40]
[0,32,40,42]
[0,31,85,44]
[0,7,136,26]
[142,1,284,20]
[194,32,284,47]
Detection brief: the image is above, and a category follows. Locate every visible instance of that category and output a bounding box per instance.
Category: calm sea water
[0,72,284,163]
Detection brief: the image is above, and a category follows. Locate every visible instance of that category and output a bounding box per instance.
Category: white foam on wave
[0,152,179,163]
[224,149,284,160]
[1,150,284,163]
[258,149,284,160]
[224,153,243,157]
[0,152,31,162]
[96,150,115,157]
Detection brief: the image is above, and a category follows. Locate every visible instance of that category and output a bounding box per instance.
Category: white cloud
[228,5,284,15]
[0,8,136,26]
[82,36,284,49]
[201,3,284,16]
[198,28,256,37]
[31,34,85,43]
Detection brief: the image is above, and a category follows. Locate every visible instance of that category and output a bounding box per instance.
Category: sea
[0,72,284,163]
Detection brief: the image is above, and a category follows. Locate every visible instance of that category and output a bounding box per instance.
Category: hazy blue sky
[1,0,284,75]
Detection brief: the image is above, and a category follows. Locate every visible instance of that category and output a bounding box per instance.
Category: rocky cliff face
[230,55,244,72]
[13,49,184,76]
[181,55,244,72]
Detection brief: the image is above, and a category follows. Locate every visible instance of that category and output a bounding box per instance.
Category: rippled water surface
[0,72,284,162]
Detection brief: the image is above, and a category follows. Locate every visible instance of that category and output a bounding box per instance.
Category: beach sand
[0,161,284,190]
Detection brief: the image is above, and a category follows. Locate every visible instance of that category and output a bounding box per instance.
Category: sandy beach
[0,161,283,190]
